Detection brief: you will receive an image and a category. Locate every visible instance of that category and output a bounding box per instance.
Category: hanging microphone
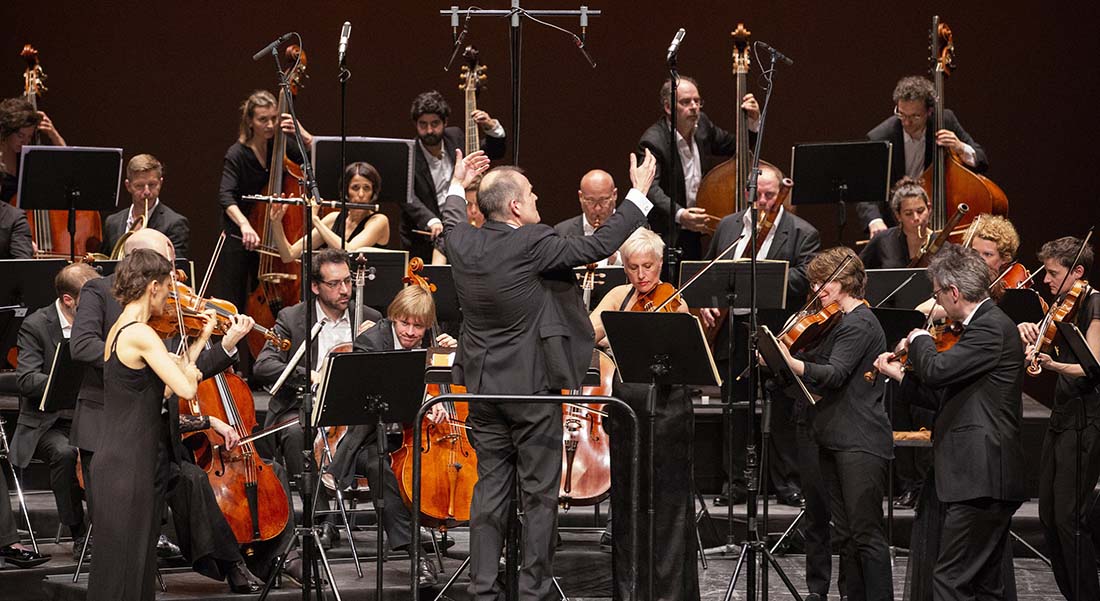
[252,32,294,62]
[758,41,794,66]
[338,21,352,66]
[666,28,686,63]
[444,9,473,71]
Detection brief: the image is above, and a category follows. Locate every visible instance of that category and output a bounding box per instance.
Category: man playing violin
[0,96,65,204]
[1017,236,1100,601]
[699,161,819,508]
[637,76,760,260]
[874,245,1026,601]
[101,154,190,259]
[860,76,987,238]
[553,169,621,266]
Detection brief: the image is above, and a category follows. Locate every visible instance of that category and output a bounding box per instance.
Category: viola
[863,318,963,382]
[779,301,843,355]
[149,272,290,351]
[1026,279,1089,376]
[181,346,290,544]
[632,281,683,313]
[244,45,308,358]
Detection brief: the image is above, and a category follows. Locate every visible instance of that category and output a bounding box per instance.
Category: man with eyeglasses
[637,76,759,261]
[254,247,383,479]
[101,154,191,258]
[553,169,621,266]
[860,76,988,239]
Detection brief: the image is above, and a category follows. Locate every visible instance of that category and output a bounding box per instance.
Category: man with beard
[403,90,506,261]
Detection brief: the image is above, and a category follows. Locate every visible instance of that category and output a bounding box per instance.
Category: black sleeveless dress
[87,322,170,601]
[607,289,699,601]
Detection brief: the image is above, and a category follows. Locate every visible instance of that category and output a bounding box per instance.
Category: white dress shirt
[315,301,351,361]
[422,121,507,228]
[730,208,784,315]
[55,300,72,339]
[673,130,702,224]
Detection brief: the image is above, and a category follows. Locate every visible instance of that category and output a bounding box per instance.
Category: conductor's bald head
[124,229,176,263]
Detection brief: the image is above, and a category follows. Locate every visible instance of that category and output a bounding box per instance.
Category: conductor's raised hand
[630,148,656,193]
[452,149,491,190]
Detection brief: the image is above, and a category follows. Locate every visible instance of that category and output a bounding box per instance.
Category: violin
[632,281,683,313]
[1026,279,1089,376]
[779,300,844,355]
[863,318,963,382]
[989,262,1046,311]
[150,270,290,351]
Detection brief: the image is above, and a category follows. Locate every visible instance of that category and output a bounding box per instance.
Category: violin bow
[168,242,189,356]
[198,232,227,300]
[777,254,854,338]
[656,230,750,313]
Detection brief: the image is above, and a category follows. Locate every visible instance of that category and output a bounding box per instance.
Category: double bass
[459,46,487,226]
[921,16,1007,237]
[13,45,102,257]
[244,45,308,357]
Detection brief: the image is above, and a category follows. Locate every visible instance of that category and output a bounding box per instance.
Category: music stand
[310,349,426,599]
[871,308,927,348]
[678,259,788,310]
[0,307,27,370]
[1000,289,1048,325]
[572,265,627,310]
[16,146,123,261]
[0,259,66,311]
[38,342,82,412]
[602,310,719,600]
[790,140,892,241]
[421,265,462,324]
[756,325,817,407]
[866,268,932,309]
[350,249,408,313]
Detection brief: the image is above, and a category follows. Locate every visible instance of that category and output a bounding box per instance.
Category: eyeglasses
[931,285,954,300]
[893,107,927,123]
[580,196,615,207]
[319,277,352,290]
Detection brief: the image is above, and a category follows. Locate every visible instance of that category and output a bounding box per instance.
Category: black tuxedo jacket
[404,126,506,259]
[553,215,585,238]
[11,304,70,467]
[441,195,645,394]
[902,301,1027,503]
[253,300,383,423]
[858,109,988,229]
[0,201,33,259]
[858,226,912,269]
[68,274,235,453]
[102,202,191,259]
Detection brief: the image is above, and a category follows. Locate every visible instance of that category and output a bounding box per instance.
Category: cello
[13,45,102,257]
[244,45,308,357]
[921,16,1008,238]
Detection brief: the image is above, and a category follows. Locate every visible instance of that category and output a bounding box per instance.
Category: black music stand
[1000,289,1048,325]
[572,265,627,310]
[349,249,408,313]
[0,307,27,370]
[756,325,816,408]
[602,310,719,601]
[866,268,933,309]
[311,349,426,599]
[790,140,892,241]
[871,308,927,348]
[16,146,123,260]
[37,342,82,412]
[0,259,66,312]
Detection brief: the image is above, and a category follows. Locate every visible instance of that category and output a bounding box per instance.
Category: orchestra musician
[776,247,894,601]
[860,76,987,238]
[439,147,654,601]
[588,227,697,601]
[0,200,32,259]
[268,161,389,262]
[320,284,458,587]
[1018,236,1100,601]
[102,154,190,259]
[699,161,820,508]
[874,245,1026,601]
[969,215,1020,284]
[252,248,382,479]
[214,90,312,321]
[0,96,66,204]
[553,169,621,266]
[405,90,506,262]
[12,262,98,553]
[637,76,759,260]
[859,176,932,269]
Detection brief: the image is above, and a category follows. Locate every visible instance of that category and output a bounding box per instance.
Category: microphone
[444,9,473,72]
[573,35,597,69]
[758,41,794,66]
[252,32,293,62]
[338,21,352,66]
[666,28,686,63]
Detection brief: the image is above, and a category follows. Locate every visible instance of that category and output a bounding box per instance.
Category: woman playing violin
[588,228,698,601]
[268,161,390,262]
[87,249,239,601]
[774,247,894,601]
[1017,236,1100,601]
[859,177,932,269]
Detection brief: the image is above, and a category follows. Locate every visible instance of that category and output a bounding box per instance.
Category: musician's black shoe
[0,545,50,568]
[156,534,182,559]
[417,556,439,588]
[72,534,92,558]
[715,487,747,507]
[319,522,339,550]
[778,492,805,508]
[227,561,264,594]
[893,488,918,510]
[599,530,612,553]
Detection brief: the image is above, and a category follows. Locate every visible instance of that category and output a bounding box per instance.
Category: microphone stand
[666,50,682,293]
[721,45,803,601]
[338,49,351,250]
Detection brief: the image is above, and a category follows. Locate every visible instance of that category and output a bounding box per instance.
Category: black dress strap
[617,288,636,312]
[110,321,143,354]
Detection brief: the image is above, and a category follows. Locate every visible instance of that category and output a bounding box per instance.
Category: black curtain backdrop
[4,1,1098,279]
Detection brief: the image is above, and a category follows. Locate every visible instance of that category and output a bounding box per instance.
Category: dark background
[3,1,1098,278]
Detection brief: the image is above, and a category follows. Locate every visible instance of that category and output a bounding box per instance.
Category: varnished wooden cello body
[244,45,308,357]
[921,16,1007,238]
